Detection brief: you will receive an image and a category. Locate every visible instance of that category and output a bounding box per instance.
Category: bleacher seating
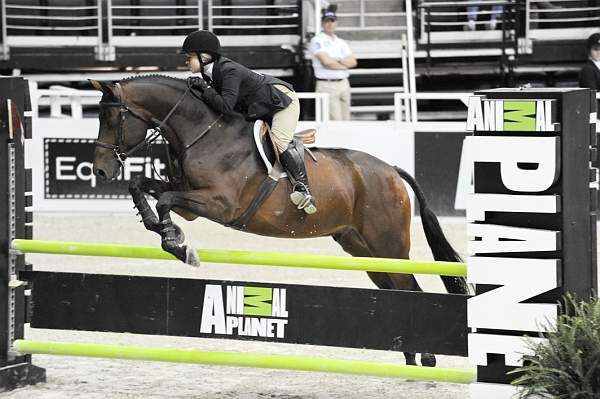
[1,0,599,120]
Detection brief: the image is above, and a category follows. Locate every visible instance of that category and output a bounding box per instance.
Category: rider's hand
[187,76,209,92]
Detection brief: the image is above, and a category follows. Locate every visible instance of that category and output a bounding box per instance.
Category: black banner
[415,132,467,217]
[44,138,169,199]
[28,272,468,356]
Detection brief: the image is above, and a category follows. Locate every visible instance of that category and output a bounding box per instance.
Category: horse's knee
[129,175,147,195]
[156,192,176,215]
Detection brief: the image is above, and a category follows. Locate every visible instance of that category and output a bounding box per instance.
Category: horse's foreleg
[155,191,220,266]
[129,176,172,235]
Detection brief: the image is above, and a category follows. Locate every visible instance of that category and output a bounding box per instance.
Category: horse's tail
[394,166,468,294]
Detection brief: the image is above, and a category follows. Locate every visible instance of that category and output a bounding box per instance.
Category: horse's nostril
[94,168,107,179]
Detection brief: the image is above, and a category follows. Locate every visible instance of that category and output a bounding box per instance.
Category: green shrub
[511,294,600,398]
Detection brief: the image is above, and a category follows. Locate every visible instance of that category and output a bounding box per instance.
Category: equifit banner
[44,138,169,199]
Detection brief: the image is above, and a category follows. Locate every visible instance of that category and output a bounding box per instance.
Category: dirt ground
[7,213,474,399]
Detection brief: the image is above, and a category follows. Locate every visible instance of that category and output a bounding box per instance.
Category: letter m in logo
[243,287,272,316]
[503,101,536,131]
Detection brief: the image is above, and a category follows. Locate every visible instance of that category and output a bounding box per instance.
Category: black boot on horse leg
[279,141,317,214]
[155,192,199,266]
[129,176,185,242]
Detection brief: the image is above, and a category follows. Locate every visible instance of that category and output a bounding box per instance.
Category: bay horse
[90,75,466,368]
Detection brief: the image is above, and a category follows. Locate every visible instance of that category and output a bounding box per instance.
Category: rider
[180,30,316,215]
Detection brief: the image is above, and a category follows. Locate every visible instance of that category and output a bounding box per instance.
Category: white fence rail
[32,85,600,132]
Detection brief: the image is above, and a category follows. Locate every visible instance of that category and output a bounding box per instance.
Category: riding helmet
[180,30,221,56]
[587,33,600,52]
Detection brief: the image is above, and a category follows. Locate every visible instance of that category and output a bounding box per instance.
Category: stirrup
[290,190,317,214]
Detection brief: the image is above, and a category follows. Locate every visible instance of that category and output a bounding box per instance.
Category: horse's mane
[120,74,212,116]
[120,74,248,129]
[121,74,186,89]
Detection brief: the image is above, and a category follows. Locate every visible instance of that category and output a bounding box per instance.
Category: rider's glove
[187,76,209,92]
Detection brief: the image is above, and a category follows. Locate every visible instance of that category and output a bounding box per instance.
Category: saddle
[225,120,318,231]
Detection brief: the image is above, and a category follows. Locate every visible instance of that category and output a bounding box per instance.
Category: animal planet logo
[466,97,555,132]
[200,285,288,338]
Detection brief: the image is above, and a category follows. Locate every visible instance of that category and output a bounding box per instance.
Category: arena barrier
[1,77,598,398]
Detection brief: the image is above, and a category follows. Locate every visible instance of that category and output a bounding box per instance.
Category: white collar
[321,31,337,40]
[593,58,600,71]
[203,62,214,79]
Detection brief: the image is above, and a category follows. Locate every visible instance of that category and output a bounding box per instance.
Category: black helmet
[587,33,600,51]
[180,30,221,56]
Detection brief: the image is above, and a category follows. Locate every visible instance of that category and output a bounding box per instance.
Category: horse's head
[90,79,153,180]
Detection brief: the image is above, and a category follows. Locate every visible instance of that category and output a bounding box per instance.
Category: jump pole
[10,239,467,277]
[14,339,476,384]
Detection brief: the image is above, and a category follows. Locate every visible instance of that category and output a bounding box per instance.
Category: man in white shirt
[309,8,357,120]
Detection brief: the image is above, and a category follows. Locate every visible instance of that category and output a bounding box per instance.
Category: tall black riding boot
[279,142,317,214]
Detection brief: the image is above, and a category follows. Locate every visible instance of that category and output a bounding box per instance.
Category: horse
[90,75,466,368]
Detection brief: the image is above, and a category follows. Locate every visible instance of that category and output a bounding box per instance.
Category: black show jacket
[579,60,600,90]
[201,56,294,120]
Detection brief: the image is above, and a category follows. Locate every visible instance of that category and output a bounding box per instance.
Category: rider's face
[591,47,600,62]
[186,53,201,73]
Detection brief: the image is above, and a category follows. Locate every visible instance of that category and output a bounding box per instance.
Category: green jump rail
[14,340,476,384]
[10,239,467,277]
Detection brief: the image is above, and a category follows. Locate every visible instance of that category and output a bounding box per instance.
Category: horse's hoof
[420,353,436,367]
[185,246,201,267]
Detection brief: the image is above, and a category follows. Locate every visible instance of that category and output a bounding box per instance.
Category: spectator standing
[309,7,357,120]
[579,33,600,91]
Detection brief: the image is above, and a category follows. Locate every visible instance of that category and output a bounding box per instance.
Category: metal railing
[418,0,517,44]
[526,0,600,41]
[106,0,301,50]
[309,0,407,46]
[1,1,301,61]
[335,0,406,32]
[1,0,102,59]
[106,0,204,54]
[209,0,300,32]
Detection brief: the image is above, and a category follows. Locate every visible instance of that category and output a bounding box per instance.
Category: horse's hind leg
[332,228,435,367]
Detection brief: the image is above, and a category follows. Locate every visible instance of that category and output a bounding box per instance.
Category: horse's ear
[89,79,117,99]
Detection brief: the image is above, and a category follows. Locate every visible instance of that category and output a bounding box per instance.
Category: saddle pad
[253,120,317,174]
[253,120,284,175]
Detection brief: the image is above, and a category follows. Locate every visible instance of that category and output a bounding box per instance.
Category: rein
[96,82,221,176]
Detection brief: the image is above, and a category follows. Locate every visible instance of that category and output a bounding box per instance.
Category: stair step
[350,86,403,93]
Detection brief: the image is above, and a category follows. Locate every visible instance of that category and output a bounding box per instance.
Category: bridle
[96,82,222,172]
